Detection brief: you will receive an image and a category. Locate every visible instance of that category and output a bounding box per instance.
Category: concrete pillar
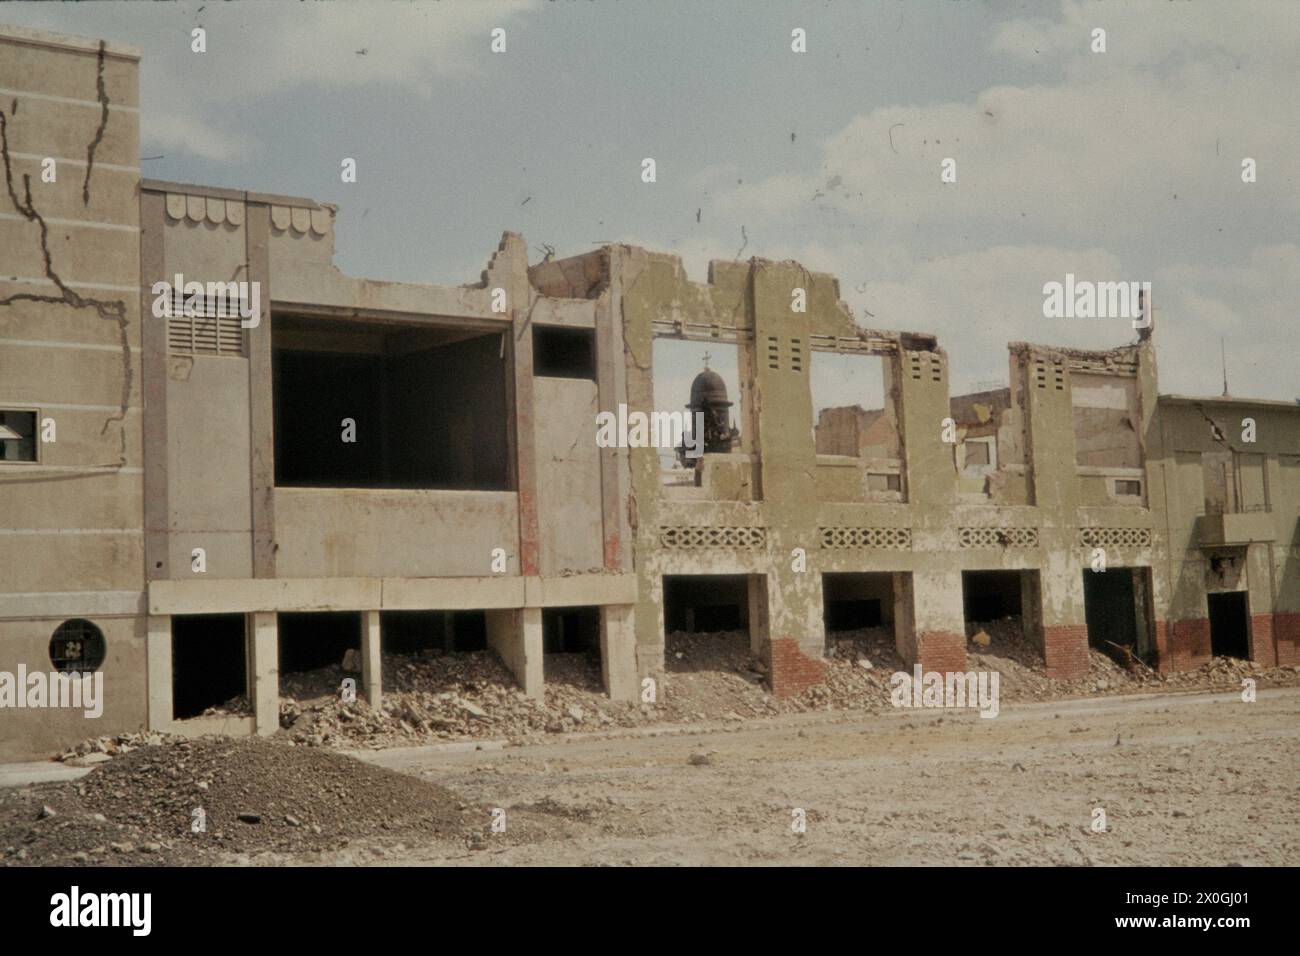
[146,615,172,732]
[1038,567,1089,680]
[486,607,544,698]
[250,611,279,736]
[904,569,967,673]
[361,610,382,710]
[747,574,769,656]
[599,604,638,701]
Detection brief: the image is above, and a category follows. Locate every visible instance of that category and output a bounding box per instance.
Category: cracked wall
[0,26,145,760]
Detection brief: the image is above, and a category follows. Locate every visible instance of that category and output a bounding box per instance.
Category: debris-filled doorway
[663,573,756,673]
[961,570,1037,651]
[1083,567,1154,664]
[542,606,603,692]
[381,610,486,655]
[171,613,249,720]
[278,611,362,700]
[1207,591,1251,660]
[822,571,897,663]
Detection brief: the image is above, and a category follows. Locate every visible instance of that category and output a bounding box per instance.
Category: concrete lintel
[149,577,382,615]
[525,574,639,608]
[0,590,145,619]
[383,576,525,610]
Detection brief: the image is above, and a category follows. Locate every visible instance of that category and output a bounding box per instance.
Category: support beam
[146,615,172,732]
[250,611,279,736]
[599,604,638,701]
[486,607,544,698]
[361,609,382,710]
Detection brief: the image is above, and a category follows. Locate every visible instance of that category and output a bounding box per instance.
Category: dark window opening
[278,611,361,675]
[171,614,248,720]
[542,606,603,693]
[822,572,895,632]
[663,574,749,634]
[542,606,600,654]
[273,317,511,490]
[533,326,595,380]
[1083,567,1153,663]
[1207,591,1250,660]
[961,570,1024,623]
[49,618,106,673]
[0,409,38,462]
[381,610,486,655]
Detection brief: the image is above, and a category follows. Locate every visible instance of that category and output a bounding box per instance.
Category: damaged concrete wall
[0,26,147,759]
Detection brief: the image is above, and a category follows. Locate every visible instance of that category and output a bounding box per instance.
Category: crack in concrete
[0,109,131,467]
[81,41,110,206]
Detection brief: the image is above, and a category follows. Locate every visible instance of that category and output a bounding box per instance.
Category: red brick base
[1155,618,1211,672]
[915,631,967,674]
[1043,624,1089,680]
[768,637,826,697]
[1275,612,1300,667]
[1249,614,1277,667]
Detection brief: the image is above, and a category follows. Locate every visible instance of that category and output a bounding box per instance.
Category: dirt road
[318,686,1300,866]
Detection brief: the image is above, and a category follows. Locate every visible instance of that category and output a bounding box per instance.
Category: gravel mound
[2,736,470,866]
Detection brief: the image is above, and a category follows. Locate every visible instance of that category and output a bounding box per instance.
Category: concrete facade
[2,25,1298,759]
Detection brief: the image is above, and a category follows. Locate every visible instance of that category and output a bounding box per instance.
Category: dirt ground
[7,646,1297,867]
[15,686,1274,868]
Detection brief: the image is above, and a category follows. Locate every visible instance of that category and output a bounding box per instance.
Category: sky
[5,0,1297,410]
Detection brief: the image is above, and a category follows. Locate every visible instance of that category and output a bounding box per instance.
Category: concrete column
[146,615,172,732]
[904,569,967,673]
[486,607,544,698]
[246,203,276,577]
[250,611,279,736]
[361,610,382,710]
[747,574,769,656]
[1038,567,1089,680]
[599,604,638,701]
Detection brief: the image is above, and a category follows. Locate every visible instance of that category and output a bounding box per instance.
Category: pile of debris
[197,694,252,719]
[54,732,175,766]
[4,736,471,866]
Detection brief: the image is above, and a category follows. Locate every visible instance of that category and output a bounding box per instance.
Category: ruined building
[2,25,1298,760]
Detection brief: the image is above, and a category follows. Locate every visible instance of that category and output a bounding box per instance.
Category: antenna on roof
[1220,337,1229,397]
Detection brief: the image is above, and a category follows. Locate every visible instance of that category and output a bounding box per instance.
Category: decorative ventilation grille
[820,527,912,550]
[790,337,803,372]
[909,353,923,380]
[168,313,244,356]
[957,526,1040,548]
[659,526,767,550]
[1078,527,1152,548]
[766,336,780,370]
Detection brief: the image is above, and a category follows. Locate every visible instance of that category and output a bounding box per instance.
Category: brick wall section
[1043,624,1089,680]
[1273,612,1300,667]
[1153,619,1171,673]
[915,631,967,674]
[1166,618,1212,671]
[1249,614,1277,667]
[768,637,826,697]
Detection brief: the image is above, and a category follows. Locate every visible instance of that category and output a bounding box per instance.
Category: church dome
[689,367,732,409]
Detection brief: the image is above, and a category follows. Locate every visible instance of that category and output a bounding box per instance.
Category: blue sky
[5,0,1297,406]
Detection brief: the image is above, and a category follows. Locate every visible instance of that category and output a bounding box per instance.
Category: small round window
[49,619,106,673]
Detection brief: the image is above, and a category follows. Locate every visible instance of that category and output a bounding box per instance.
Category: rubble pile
[55,731,175,764]
[197,694,252,719]
[3,736,470,866]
